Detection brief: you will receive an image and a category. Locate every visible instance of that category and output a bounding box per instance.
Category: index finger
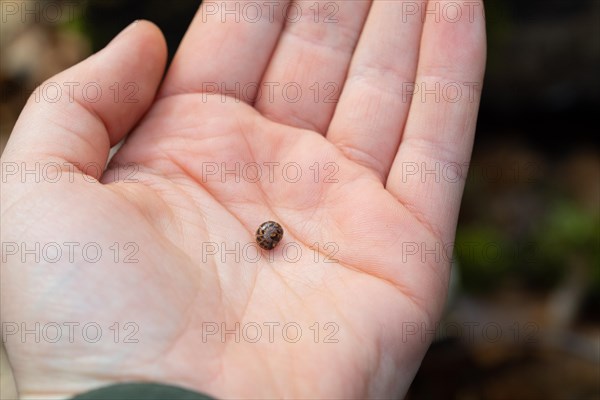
[159,0,290,102]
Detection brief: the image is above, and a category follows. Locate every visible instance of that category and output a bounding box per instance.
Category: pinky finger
[386,0,487,243]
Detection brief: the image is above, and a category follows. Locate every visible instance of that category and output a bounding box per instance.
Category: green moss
[533,201,599,289]
[454,227,510,293]
[456,199,599,295]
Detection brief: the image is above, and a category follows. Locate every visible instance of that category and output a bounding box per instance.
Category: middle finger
[255,0,372,133]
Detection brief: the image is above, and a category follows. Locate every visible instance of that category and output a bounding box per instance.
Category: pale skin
[1,1,486,399]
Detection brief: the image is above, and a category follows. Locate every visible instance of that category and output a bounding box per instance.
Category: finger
[255,0,371,133]
[159,0,290,102]
[1,21,167,179]
[327,0,424,181]
[387,0,487,242]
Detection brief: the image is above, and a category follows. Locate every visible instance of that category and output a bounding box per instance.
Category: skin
[1,1,486,399]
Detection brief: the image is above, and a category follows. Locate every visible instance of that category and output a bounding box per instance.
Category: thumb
[1,20,167,179]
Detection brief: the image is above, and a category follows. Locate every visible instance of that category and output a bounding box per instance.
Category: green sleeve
[70,382,216,400]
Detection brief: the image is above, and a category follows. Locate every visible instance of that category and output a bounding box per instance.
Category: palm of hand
[1,3,485,399]
[20,97,436,397]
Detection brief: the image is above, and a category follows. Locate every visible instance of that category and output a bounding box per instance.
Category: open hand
[1,1,486,398]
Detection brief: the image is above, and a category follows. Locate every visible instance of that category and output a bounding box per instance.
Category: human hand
[1,1,486,398]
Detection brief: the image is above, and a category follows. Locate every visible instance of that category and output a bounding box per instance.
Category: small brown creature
[255,221,284,250]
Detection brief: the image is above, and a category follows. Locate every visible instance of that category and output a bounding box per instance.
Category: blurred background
[1,0,598,399]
